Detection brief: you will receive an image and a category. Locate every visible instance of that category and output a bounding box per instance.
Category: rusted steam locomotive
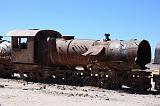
[0,29,160,91]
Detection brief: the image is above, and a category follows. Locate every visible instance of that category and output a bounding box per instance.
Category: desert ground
[0,64,160,106]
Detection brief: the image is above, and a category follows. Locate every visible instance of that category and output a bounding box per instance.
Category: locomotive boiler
[48,36,151,72]
[4,29,153,91]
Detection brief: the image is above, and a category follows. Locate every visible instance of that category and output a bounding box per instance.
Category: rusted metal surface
[1,30,154,91]
[6,29,41,36]
[106,39,151,70]
[154,43,160,64]
[7,29,62,64]
[7,29,151,71]
[82,44,104,56]
[49,38,96,67]
[6,29,62,37]
[11,36,35,63]
[83,39,150,70]
[61,36,74,40]
[49,37,151,71]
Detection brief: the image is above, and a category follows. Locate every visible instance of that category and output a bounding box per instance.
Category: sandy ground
[0,64,160,106]
[0,78,160,106]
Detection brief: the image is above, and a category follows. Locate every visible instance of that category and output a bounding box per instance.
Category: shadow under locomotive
[3,74,159,95]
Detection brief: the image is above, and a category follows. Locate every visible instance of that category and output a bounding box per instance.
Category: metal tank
[48,37,151,71]
[154,43,160,64]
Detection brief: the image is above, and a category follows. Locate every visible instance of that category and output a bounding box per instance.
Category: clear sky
[0,0,160,58]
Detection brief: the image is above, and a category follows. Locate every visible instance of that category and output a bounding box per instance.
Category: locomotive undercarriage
[11,63,152,91]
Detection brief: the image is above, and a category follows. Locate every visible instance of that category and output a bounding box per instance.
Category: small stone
[105,98,109,100]
[0,85,4,88]
[59,92,64,95]
[68,93,74,97]
[23,88,28,90]
[83,94,88,97]
[78,93,83,96]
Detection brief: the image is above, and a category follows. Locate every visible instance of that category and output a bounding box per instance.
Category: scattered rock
[0,85,4,88]
[73,86,77,90]
[68,93,74,97]
[76,93,83,96]
[83,94,89,97]
[90,96,94,98]
[82,89,88,92]
[23,88,28,90]
[61,86,66,90]
[105,98,109,100]
[59,92,64,95]
[43,85,46,89]
[39,85,46,90]
[102,90,106,92]
[57,86,61,90]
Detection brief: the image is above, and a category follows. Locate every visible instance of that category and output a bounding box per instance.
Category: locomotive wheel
[98,78,122,90]
[65,72,82,86]
[98,78,112,89]
[56,75,65,85]
[0,73,13,78]
[35,73,42,81]
[116,83,122,89]
[68,76,82,86]
[130,83,143,92]
[83,76,98,87]
[19,72,27,80]
[25,73,32,81]
[130,81,149,92]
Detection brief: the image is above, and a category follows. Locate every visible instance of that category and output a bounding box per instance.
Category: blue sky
[0,0,160,58]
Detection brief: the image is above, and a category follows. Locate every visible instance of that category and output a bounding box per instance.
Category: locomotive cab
[6,29,61,65]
